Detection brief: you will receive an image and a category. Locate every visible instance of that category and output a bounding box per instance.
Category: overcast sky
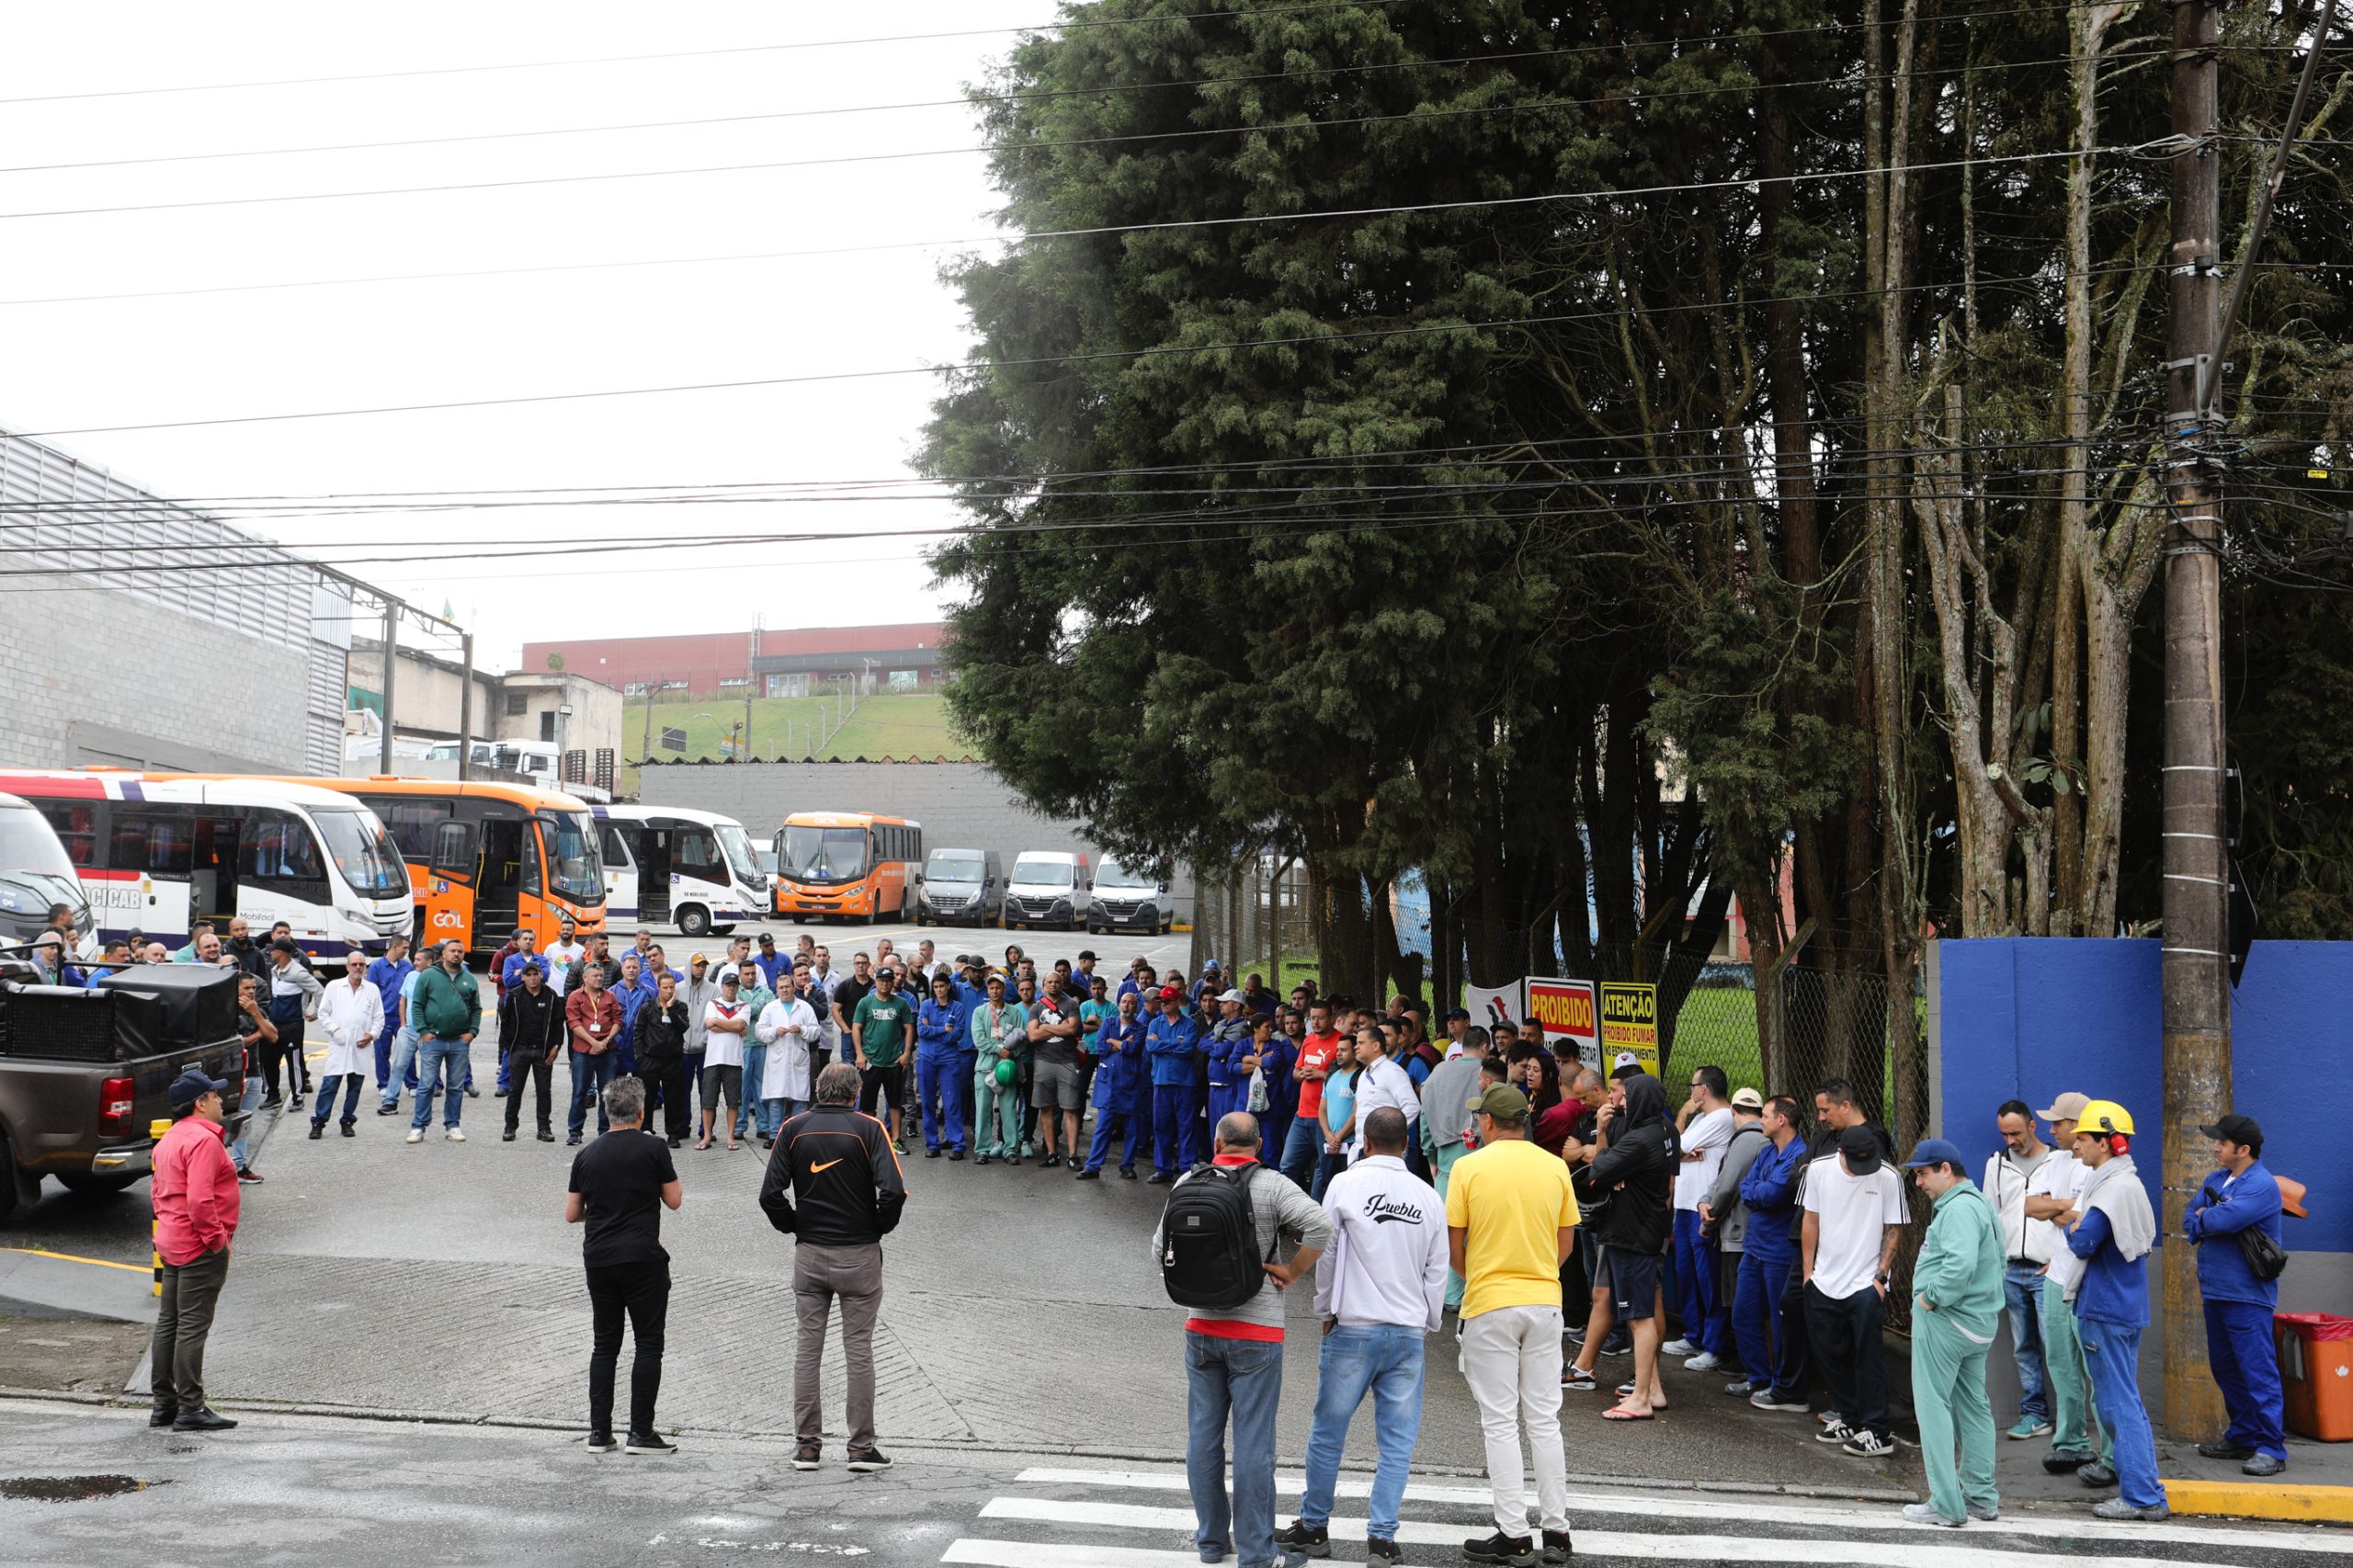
[0,3,1043,671]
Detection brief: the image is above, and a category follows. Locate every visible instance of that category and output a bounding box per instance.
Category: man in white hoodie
[1277,1107,1448,1568]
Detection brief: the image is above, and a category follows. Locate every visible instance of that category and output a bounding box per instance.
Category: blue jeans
[310,1074,365,1128]
[1671,1208,1722,1354]
[1186,1331,1283,1568]
[372,1023,398,1089]
[737,1040,767,1139]
[228,1073,265,1171]
[408,1035,471,1130]
[1299,1324,1425,1542]
[2003,1262,2051,1423]
[2079,1315,2165,1509]
[569,1050,616,1139]
[1733,1244,1794,1389]
[915,1051,966,1151]
[1278,1115,1322,1190]
[379,1028,421,1108]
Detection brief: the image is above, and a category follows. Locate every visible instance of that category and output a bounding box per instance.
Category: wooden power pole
[2158,0,2230,1435]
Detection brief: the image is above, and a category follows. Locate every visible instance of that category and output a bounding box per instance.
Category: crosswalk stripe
[974,1495,2256,1568]
[1012,1465,2338,1555]
[944,1544,1207,1568]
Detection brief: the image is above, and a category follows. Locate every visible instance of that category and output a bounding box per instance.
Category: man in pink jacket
[150,1068,243,1433]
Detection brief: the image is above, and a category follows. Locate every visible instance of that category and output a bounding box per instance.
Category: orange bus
[771,812,922,923]
[274,778,607,951]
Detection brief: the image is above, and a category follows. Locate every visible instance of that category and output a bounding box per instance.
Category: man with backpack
[1153,1110,1333,1568]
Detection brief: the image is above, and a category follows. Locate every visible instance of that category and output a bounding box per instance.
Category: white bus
[0,770,414,960]
[591,804,767,937]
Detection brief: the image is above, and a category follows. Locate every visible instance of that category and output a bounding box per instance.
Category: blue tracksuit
[1086,1015,1149,1173]
[2186,1160,2288,1460]
[916,995,972,1153]
[1736,1134,1808,1398]
[1146,1013,1201,1175]
[1256,1033,1298,1165]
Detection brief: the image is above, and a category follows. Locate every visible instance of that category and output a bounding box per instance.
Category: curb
[2163,1477,2353,1524]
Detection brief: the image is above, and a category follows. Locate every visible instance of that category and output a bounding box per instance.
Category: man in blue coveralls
[2184,1113,2289,1477]
[1078,989,1148,1179]
[366,934,410,1097]
[1144,984,1200,1185]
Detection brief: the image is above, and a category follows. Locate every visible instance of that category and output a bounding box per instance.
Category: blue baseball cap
[168,1067,232,1109]
[1901,1137,1967,1170]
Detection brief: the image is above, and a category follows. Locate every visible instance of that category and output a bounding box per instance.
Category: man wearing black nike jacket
[759,1061,908,1474]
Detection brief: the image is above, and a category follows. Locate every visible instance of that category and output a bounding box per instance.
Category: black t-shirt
[1031,993,1082,1067]
[568,1129,677,1268]
[833,975,874,1028]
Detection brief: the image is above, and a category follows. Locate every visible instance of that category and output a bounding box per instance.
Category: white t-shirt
[1802,1154,1908,1300]
[1347,1054,1420,1163]
[1675,1106,1735,1210]
[700,999,752,1068]
[543,939,586,995]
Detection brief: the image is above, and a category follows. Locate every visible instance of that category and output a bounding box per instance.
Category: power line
[0,144,2117,439]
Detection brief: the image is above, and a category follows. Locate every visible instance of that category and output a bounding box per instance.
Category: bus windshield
[538,810,605,903]
[312,810,409,899]
[714,823,765,889]
[0,801,79,881]
[1097,859,1159,891]
[781,825,870,884]
[926,850,985,883]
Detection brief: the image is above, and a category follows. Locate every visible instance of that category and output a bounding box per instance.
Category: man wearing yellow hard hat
[2054,1099,2169,1522]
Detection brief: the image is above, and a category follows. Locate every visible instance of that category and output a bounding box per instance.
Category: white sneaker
[1685,1351,1722,1372]
[447,1128,467,1142]
[405,1129,424,1144]
[1662,1338,1699,1357]
[1902,1503,1962,1528]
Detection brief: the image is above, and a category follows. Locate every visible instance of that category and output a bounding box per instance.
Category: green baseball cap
[1468,1084,1530,1119]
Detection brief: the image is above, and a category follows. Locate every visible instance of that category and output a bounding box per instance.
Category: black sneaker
[925,1147,943,1158]
[173,1408,238,1433]
[1006,1154,1022,1166]
[2042,1451,2090,1474]
[625,1431,677,1455]
[340,1122,356,1138]
[1075,1167,1100,1180]
[1041,1153,1061,1168]
[288,1094,304,1110]
[2198,1440,2256,1460]
[1368,1537,1404,1567]
[792,1442,821,1471]
[2078,1461,2117,1489]
[148,1406,178,1428]
[585,1431,617,1454]
[1147,1170,1175,1185]
[566,1135,583,1146]
[1597,1330,1631,1357]
[502,1130,517,1142]
[846,1446,892,1472]
[1463,1530,1536,1566]
[1562,1366,1597,1392]
[948,1148,966,1161]
[1272,1519,1330,1558]
[1540,1528,1573,1564]
[376,1103,399,1115]
[538,1130,556,1142]
[307,1124,324,1140]
[1118,1165,1137,1179]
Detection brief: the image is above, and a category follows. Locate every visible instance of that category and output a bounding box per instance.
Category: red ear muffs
[2109,1133,2131,1156]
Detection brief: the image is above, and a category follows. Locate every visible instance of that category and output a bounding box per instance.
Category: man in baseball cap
[2022,1090,2112,1483]
[1805,1123,1908,1459]
[2186,1113,2290,1477]
[151,1067,241,1433]
[1609,1051,1644,1083]
[1898,1137,2004,1526]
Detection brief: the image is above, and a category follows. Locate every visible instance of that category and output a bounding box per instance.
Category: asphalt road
[0,1399,2336,1568]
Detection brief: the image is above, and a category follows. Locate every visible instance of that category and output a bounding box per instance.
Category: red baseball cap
[1158,985,1182,1001]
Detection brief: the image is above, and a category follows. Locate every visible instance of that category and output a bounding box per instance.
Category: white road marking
[1010,1468,2333,1555]
[975,1496,2261,1568]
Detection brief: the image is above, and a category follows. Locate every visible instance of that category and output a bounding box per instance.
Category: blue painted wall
[1932,938,2353,1260]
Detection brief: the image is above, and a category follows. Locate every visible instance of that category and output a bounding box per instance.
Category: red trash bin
[2276,1312,2353,1442]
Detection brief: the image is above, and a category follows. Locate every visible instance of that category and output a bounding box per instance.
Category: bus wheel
[677,905,712,937]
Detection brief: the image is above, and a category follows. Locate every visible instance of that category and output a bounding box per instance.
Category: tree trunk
[1311,858,1374,1003]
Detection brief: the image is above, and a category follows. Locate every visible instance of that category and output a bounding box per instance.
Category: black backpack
[1159,1163,1273,1312]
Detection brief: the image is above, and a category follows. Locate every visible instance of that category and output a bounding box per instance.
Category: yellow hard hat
[2077,1099,2135,1137]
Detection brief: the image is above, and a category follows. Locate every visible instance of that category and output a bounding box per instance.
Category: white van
[1089,857,1173,936]
[1004,850,1091,932]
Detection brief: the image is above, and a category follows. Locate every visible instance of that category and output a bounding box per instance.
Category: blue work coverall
[1147,1012,1202,1176]
[1085,1014,1148,1174]
[2185,1159,2288,1463]
[915,994,972,1153]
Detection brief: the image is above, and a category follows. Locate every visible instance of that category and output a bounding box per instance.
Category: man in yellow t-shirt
[1446,1084,1582,1565]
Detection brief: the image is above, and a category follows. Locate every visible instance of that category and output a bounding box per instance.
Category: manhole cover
[0,1474,168,1502]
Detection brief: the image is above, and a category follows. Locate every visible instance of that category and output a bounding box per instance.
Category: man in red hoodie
[150,1067,243,1433]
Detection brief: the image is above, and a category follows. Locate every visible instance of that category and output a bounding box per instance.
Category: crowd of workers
[129,909,2295,1551]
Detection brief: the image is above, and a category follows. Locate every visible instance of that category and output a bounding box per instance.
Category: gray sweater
[1703,1120,1769,1253]
[1152,1161,1335,1337]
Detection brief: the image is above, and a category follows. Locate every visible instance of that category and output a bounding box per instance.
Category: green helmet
[995,1058,1018,1087]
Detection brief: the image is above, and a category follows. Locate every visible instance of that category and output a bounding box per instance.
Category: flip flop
[726,1141,743,1152]
[1602,1404,1655,1421]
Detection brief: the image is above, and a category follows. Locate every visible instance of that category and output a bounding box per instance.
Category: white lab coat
[315,976,385,1078]
[756,995,824,1103]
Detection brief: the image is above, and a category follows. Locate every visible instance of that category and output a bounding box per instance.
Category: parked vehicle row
[915,846,1173,934]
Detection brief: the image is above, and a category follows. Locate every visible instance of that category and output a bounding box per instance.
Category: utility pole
[641,678,655,762]
[2158,0,2229,1436]
[378,600,399,776]
[457,631,475,782]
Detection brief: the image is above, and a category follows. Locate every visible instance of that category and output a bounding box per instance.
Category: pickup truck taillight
[99,1076,135,1139]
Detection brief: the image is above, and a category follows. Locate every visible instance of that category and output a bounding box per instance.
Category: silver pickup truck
[0,963,251,1220]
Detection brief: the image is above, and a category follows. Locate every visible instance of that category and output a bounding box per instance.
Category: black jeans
[1770,1257,1814,1399]
[504,1054,553,1133]
[151,1247,232,1410]
[644,1059,689,1142]
[586,1259,670,1437]
[1804,1280,1889,1437]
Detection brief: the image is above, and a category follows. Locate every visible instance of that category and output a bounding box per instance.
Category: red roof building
[521,623,948,699]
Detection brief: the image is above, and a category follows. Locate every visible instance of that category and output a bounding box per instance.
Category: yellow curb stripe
[0,1244,153,1274]
[2162,1477,2353,1524]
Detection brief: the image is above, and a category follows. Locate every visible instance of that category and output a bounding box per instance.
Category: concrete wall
[0,565,311,772]
[348,642,497,742]
[1928,937,2352,1422]
[494,672,624,761]
[638,758,1197,921]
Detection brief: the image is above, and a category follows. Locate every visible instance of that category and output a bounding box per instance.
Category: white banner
[1466,980,1523,1034]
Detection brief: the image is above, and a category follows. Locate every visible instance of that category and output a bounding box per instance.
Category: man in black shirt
[759,1062,908,1474]
[499,960,562,1143]
[566,1075,681,1455]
